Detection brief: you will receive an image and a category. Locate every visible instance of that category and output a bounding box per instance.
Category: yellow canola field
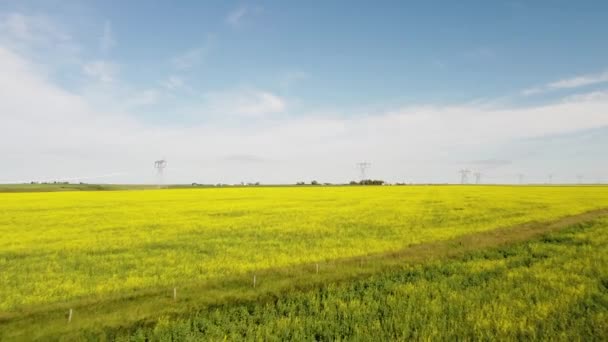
[1,185,607,311]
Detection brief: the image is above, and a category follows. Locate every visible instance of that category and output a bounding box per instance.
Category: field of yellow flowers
[1,185,607,339]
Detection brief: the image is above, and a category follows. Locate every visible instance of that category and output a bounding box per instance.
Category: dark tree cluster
[350,179,385,185]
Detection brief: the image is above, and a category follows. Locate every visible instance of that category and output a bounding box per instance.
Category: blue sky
[0,1,607,184]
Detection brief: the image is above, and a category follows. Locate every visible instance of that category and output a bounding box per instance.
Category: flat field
[1,185,608,339]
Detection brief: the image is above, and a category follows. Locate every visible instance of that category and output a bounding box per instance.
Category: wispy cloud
[100,21,115,53]
[0,12,79,63]
[125,89,159,107]
[172,47,205,70]
[163,75,184,90]
[3,42,608,183]
[83,60,118,83]
[279,70,309,89]
[1,9,607,184]
[548,70,608,89]
[523,70,608,96]
[521,86,544,96]
[226,6,248,27]
[0,12,71,45]
[203,88,287,118]
[226,5,262,28]
[170,35,214,70]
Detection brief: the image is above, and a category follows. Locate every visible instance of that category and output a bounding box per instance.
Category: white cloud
[1,40,607,184]
[163,75,184,90]
[226,6,248,27]
[238,91,286,116]
[170,35,214,70]
[563,90,608,102]
[2,13,31,39]
[523,70,608,96]
[226,5,262,28]
[0,12,79,68]
[279,70,309,89]
[0,12,71,45]
[203,88,287,118]
[548,70,608,89]
[100,21,115,53]
[521,86,543,96]
[172,48,205,70]
[83,60,118,83]
[125,89,159,107]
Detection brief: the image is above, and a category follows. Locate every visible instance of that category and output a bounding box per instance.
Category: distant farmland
[1,185,607,340]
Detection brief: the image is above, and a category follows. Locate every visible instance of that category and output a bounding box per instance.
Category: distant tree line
[296,181,334,186]
[190,182,261,187]
[350,179,385,185]
[295,180,386,186]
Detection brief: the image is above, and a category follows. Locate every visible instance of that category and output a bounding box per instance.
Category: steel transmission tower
[459,169,471,184]
[154,159,167,188]
[357,162,371,181]
[473,172,481,184]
